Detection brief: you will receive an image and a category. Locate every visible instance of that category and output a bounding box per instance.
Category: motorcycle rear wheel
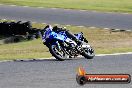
[81,47,95,59]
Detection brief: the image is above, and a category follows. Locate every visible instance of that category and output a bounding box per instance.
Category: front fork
[55,41,61,51]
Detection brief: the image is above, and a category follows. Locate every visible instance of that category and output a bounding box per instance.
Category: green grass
[0,0,132,13]
[0,22,132,60]
[0,39,51,60]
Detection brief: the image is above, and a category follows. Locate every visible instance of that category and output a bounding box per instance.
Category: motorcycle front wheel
[49,44,66,61]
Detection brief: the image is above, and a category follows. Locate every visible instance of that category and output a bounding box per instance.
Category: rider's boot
[75,39,83,46]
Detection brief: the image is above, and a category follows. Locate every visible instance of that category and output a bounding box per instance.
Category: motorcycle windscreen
[42,28,52,42]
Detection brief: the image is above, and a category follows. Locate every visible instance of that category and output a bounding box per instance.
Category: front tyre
[81,47,95,59]
[49,44,66,61]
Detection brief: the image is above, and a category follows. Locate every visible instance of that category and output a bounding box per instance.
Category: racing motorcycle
[42,26,94,61]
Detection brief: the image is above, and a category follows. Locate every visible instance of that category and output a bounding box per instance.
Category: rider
[41,25,86,46]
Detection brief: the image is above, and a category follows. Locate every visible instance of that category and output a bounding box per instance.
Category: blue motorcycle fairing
[42,27,83,45]
[43,31,67,45]
[49,31,67,41]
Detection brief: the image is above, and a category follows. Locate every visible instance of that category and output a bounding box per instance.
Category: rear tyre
[49,44,66,61]
[81,47,95,59]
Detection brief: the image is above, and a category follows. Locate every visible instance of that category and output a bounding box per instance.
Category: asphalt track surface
[0,5,132,30]
[0,54,132,88]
